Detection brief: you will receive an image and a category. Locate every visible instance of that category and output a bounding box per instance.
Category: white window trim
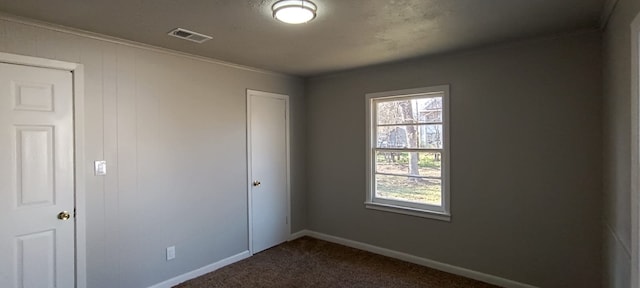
[365,85,451,221]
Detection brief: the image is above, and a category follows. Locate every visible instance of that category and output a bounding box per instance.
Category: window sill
[364,202,451,222]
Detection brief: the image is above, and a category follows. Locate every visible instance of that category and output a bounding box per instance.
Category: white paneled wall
[0,16,305,288]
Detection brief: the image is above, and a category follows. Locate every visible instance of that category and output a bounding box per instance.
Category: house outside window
[365,85,450,221]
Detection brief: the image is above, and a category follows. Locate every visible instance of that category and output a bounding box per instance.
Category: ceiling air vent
[168,28,212,44]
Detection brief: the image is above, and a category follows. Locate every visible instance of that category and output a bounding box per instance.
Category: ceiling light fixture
[272,0,317,24]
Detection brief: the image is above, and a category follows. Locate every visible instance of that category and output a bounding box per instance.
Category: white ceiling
[0,0,605,76]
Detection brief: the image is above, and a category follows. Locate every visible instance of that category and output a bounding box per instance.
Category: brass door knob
[253,181,261,187]
[57,211,71,220]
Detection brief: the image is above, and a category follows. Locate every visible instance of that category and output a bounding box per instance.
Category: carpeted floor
[174,237,500,288]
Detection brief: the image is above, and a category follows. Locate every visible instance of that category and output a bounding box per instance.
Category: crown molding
[0,11,295,79]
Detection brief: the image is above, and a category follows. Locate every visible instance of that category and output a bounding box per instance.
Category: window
[365,85,450,220]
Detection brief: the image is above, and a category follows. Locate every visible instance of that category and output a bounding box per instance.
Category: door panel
[0,63,74,288]
[249,91,289,254]
[16,230,55,288]
[16,126,55,207]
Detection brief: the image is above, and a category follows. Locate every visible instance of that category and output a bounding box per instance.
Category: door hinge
[285,216,288,225]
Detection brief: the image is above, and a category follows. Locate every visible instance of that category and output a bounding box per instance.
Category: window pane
[377,97,442,125]
[417,97,442,123]
[375,174,442,206]
[375,151,441,178]
[376,124,443,149]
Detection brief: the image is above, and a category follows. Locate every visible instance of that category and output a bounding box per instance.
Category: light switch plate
[94,161,107,176]
[166,246,175,261]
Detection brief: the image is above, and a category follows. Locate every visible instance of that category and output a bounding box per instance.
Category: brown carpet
[174,237,500,288]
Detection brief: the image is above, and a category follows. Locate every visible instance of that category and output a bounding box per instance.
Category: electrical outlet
[94,161,107,176]
[166,246,175,261]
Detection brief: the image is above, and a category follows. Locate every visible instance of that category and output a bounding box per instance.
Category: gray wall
[306,32,602,287]
[0,9,614,288]
[0,17,306,288]
[603,0,640,287]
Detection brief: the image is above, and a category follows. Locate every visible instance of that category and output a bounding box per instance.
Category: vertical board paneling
[100,43,121,287]
[76,37,107,288]
[115,45,142,288]
[0,16,305,288]
[4,22,38,56]
[76,36,109,288]
[34,29,81,63]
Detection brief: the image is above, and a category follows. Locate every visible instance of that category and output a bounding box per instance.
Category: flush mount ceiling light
[272,0,317,24]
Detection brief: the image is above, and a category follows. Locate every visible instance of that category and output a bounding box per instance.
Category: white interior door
[248,90,289,254]
[0,62,75,288]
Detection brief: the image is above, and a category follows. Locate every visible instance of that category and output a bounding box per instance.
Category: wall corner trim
[147,250,251,288]
[630,9,640,288]
[290,230,538,288]
[289,230,308,240]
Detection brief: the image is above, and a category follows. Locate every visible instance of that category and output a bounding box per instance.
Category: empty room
[0,0,638,287]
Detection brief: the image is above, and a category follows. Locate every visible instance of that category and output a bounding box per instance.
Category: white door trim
[631,11,640,288]
[246,89,291,255]
[0,52,86,288]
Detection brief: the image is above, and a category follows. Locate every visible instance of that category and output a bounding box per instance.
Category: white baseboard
[148,250,251,288]
[293,229,537,288]
[148,230,536,288]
